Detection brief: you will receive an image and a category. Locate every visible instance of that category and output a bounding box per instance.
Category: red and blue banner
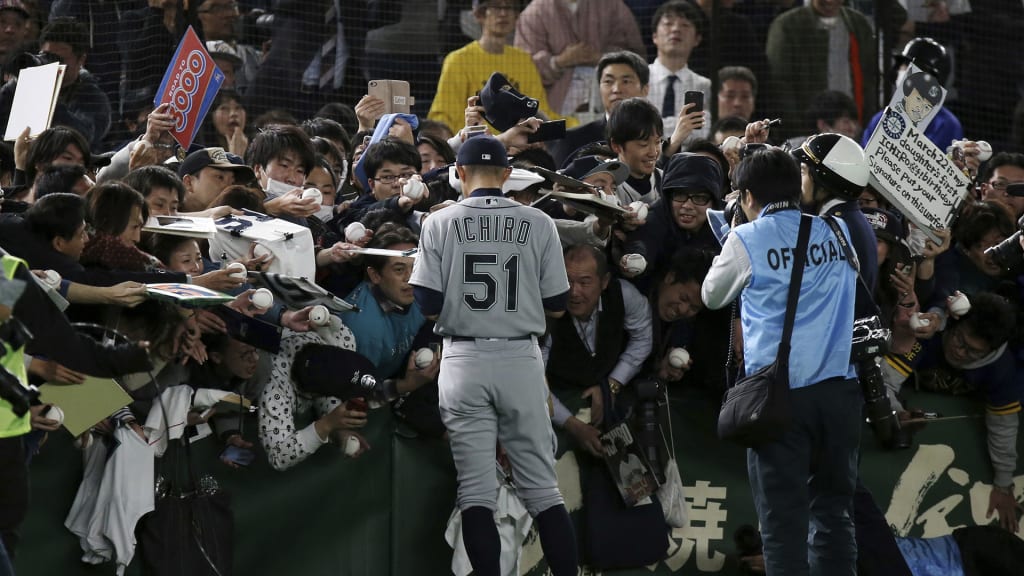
[154,26,225,149]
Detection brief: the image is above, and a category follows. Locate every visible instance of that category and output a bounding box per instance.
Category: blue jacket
[342,281,425,379]
[733,210,858,387]
[862,106,963,152]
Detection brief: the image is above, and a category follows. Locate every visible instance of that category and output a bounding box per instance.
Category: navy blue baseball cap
[456,135,509,168]
[562,156,629,185]
[861,207,905,243]
[478,72,539,132]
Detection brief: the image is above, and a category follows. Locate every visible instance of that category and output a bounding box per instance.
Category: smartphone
[684,90,704,114]
[368,79,413,115]
[220,445,255,467]
[526,119,567,143]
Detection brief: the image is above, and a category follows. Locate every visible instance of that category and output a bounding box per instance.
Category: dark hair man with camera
[701,147,860,575]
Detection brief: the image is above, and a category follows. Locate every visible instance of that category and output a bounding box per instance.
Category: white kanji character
[663,480,727,572]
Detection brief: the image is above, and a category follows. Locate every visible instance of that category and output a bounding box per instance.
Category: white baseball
[976,140,993,162]
[909,313,930,330]
[253,244,273,260]
[949,292,971,316]
[225,262,246,280]
[622,254,647,275]
[629,201,648,221]
[721,135,742,152]
[345,222,367,243]
[403,178,426,202]
[44,405,64,426]
[251,288,273,309]
[309,305,330,326]
[301,188,323,205]
[343,435,361,456]
[42,269,61,288]
[668,348,690,369]
[414,347,434,369]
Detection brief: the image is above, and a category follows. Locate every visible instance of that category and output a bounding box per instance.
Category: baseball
[301,188,323,205]
[42,269,61,288]
[403,178,426,202]
[622,253,647,275]
[309,305,330,326]
[343,435,360,456]
[668,348,690,369]
[345,222,367,243]
[414,347,434,369]
[225,262,246,280]
[253,244,272,260]
[629,201,648,221]
[976,140,993,162]
[721,135,742,152]
[909,312,930,330]
[251,288,273,309]
[44,405,64,426]
[948,292,971,316]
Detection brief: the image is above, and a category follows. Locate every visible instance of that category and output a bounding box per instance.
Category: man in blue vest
[702,147,860,575]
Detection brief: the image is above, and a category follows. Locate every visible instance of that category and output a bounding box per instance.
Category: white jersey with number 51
[410,194,569,338]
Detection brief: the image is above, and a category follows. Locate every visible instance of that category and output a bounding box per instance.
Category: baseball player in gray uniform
[410,135,578,576]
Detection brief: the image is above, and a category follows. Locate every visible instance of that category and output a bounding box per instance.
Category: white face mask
[314,205,334,222]
[337,158,349,186]
[600,192,621,206]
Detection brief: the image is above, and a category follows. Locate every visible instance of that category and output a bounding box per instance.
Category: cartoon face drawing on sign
[901,72,943,126]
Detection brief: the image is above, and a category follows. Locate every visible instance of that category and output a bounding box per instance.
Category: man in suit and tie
[549,51,649,167]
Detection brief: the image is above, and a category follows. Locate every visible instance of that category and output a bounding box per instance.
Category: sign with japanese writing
[154,26,225,149]
[865,107,971,244]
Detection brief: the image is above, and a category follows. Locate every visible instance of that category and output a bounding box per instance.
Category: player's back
[413,195,567,339]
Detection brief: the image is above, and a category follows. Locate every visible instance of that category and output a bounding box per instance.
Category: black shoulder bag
[718,213,812,448]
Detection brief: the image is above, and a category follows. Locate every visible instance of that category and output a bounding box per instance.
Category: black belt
[449,335,533,342]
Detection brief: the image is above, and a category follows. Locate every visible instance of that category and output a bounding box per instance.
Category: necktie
[319,2,340,90]
[662,75,678,117]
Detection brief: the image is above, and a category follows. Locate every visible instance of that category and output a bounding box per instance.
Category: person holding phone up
[646,1,711,154]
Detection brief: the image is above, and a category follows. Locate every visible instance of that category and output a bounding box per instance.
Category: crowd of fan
[0,0,1021,574]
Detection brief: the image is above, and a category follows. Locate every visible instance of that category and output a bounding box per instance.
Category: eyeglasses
[670,192,713,206]
[986,179,1022,191]
[199,2,239,13]
[372,172,417,184]
[949,327,989,360]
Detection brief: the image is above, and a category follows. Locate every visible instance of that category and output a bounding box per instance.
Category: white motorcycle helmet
[792,133,869,199]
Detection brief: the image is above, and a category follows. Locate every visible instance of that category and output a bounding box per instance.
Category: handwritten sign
[153,26,225,149]
[886,62,946,133]
[865,107,970,243]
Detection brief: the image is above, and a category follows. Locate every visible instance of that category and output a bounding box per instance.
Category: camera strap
[822,215,883,318]
[777,214,813,366]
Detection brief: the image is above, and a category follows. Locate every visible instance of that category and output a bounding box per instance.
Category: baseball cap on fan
[478,72,539,132]
[456,135,509,168]
[0,0,29,18]
[562,156,629,186]
[178,146,256,182]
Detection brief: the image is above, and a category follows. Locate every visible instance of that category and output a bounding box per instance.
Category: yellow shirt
[428,41,575,134]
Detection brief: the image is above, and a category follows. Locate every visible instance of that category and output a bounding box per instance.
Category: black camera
[0,363,36,417]
[983,214,1024,273]
[723,196,749,227]
[850,316,897,446]
[633,378,666,483]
